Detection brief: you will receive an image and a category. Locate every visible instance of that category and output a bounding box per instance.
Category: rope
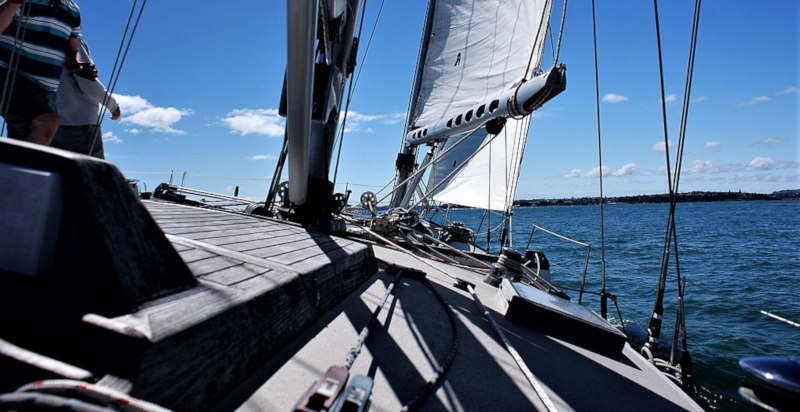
[90,0,148,154]
[400,269,461,412]
[0,392,112,412]
[524,0,554,75]
[350,219,558,411]
[343,267,401,370]
[589,0,608,319]
[14,380,172,412]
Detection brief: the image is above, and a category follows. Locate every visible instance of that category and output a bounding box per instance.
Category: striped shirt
[0,0,81,92]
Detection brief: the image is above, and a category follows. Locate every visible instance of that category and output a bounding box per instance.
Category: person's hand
[111,107,121,120]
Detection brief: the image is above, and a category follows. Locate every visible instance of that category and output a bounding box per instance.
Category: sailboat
[0,0,705,411]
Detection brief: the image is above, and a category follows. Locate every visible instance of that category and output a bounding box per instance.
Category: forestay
[408,0,552,211]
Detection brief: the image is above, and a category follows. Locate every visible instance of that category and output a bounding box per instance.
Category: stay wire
[646,0,677,355]
[90,0,147,154]
[590,0,608,319]
[333,0,382,184]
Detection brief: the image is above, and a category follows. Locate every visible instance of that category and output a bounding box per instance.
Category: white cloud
[745,157,798,171]
[683,159,733,174]
[584,165,610,178]
[738,96,770,106]
[342,111,405,133]
[222,108,284,136]
[652,140,674,153]
[758,137,786,145]
[693,96,707,103]
[102,131,122,144]
[115,94,191,134]
[776,86,798,95]
[564,164,635,178]
[611,163,636,177]
[703,141,722,148]
[125,128,141,134]
[663,94,677,103]
[114,94,151,113]
[247,154,278,161]
[747,157,776,170]
[602,93,628,103]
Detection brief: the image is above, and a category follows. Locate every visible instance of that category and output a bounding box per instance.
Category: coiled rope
[0,379,172,412]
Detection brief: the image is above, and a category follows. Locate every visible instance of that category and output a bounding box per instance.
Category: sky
[72,0,797,201]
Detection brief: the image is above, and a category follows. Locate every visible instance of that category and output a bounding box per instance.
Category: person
[0,0,81,145]
[51,36,120,159]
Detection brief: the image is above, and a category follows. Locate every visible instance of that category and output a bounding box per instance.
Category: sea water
[437,200,800,411]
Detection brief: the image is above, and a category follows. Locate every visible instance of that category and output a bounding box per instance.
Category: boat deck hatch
[498,279,627,359]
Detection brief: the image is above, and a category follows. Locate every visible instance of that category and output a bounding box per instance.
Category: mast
[281,0,364,225]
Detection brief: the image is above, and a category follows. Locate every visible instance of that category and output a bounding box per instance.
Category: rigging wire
[645,0,677,358]
[553,0,568,66]
[90,0,148,155]
[376,126,482,206]
[0,2,33,136]
[333,0,384,184]
[524,0,554,75]
[671,2,703,394]
[589,0,608,319]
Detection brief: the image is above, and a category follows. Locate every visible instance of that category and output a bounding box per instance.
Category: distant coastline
[512,189,800,207]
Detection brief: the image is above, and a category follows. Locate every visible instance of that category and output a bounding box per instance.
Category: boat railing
[525,224,593,304]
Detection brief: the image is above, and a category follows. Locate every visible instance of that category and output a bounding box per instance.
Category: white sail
[430,116,530,211]
[411,0,551,211]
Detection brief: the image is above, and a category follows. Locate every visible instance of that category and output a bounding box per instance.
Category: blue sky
[76,0,797,201]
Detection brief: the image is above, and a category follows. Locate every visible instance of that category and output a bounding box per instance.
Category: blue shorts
[0,67,55,139]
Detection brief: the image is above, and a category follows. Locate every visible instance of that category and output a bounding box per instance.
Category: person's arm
[73,75,121,119]
[65,35,79,71]
[0,1,24,34]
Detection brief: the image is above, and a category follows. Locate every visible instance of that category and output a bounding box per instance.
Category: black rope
[400,273,460,412]
[90,0,148,154]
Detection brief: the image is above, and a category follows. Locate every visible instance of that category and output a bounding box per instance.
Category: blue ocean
[436,200,800,410]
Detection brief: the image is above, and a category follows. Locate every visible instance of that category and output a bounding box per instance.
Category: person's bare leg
[26,112,59,145]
